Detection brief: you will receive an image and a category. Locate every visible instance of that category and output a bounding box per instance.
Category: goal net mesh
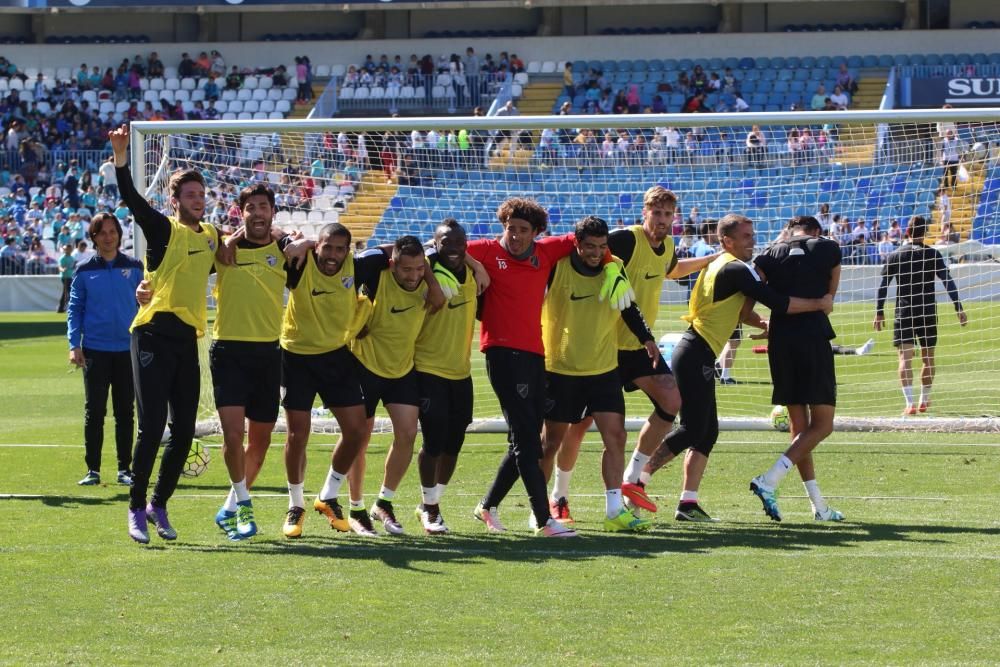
[133,111,1000,433]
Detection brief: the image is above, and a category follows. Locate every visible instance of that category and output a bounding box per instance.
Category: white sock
[551,466,573,501]
[605,488,623,518]
[679,489,698,503]
[803,479,828,513]
[287,482,305,510]
[720,366,732,380]
[232,479,250,503]
[378,486,395,502]
[638,470,652,485]
[319,467,345,500]
[919,384,932,405]
[762,455,794,489]
[421,486,436,506]
[434,483,447,503]
[902,384,914,408]
[623,449,651,484]
[223,488,238,512]
[350,497,365,510]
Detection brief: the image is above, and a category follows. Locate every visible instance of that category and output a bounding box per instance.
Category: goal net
[131,109,1000,433]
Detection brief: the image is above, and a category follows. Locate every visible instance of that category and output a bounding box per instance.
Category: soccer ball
[182,439,211,478]
[971,141,989,161]
[770,405,790,432]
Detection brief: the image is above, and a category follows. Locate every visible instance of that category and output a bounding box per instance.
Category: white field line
[4,440,1000,449]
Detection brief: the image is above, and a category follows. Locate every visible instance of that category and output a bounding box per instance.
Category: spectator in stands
[650,94,667,114]
[853,218,872,245]
[816,202,833,233]
[24,238,50,275]
[877,232,895,263]
[836,63,857,95]
[449,54,467,106]
[178,52,196,78]
[127,67,142,100]
[203,74,220,101]
[887,219,902,244]
[691,65,708,94]
[562,61,575,98]
[811,84,828,111]
[708,72,722,92]
[101,67,115,90]
[56,243,74,311]
[343,65,359,89]
[76,63,89,89]
[940,129,963,190]
[1,236,24,275]
[786,128,802,166]
[210,50,226,76]
[295,56,311,103]
[830,84,849,110]
[683,92,710,113]
[677,70,691,95]
[624,84,640,114]
[510,54,524,74]
[938,221,959,245]
[225,66,244,91]
[63,166,80,209]
[72,239,94,268]
[147,52,164,78]
[196,52,211,76]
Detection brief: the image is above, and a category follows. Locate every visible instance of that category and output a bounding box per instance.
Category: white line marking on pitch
[4,440,1000,449]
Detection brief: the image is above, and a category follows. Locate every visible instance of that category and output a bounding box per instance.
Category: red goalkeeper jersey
[467,234,576,355]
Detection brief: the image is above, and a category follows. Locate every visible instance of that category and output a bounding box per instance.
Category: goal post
[130,108,1000,434]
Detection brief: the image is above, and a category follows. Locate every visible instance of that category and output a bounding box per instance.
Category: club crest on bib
[207,238,216,251]
[529,255,539,269]
[516,383,529,398]
[266,254,277,267]
[341,275,354,288]
[121,268,132,280]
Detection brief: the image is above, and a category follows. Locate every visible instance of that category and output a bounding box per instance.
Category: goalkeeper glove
[432,263,461,299]
[599,262,635,311]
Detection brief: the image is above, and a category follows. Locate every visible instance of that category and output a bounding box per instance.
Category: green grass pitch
[1,311,998,665]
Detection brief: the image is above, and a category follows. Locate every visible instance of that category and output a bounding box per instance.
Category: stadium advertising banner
[21,0,472,7]
[907,77,1000,108]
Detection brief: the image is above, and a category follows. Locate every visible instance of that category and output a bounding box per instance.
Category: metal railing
[896,64,1000,79]
[0,149,110,177]
[330,73,513,114]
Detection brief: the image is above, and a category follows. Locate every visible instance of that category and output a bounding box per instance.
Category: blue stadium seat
[771,57,786,69]
[738,57,755,70]
[786,56,801,69]
[862,55,879,68]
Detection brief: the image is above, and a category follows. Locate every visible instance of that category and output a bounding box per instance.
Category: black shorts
[894,309,938,348]
[545,369,625,424]
[618,347,672,393]
[358,364,420,418]
[417,372,473,457]
[210,340,281,423]
[281,346,365,412]
[768,336,837,407]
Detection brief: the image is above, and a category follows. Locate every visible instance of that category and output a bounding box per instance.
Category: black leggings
[480,347,551,526]
[82,348,134,473]
[129,328,200,510]
[664,331,719,458]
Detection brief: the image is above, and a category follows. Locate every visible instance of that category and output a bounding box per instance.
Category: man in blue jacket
[67,213,143,486]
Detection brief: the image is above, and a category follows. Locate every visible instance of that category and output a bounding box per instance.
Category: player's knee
[693,437,716,457]
[652,401,677,423]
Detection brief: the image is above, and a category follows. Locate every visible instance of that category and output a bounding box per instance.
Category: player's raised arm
[109,125,171,244]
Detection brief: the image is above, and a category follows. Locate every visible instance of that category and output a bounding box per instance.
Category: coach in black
[874,215,966,416]
[749,216,845,522]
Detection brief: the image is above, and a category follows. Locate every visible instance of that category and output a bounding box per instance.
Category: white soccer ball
[182,439,211,478]
[770,405,790,432]
[971,142,989,161]
[657,332,683,369]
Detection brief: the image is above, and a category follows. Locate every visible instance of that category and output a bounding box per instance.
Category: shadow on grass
[167,520,1000,572]
[0,321,67,341]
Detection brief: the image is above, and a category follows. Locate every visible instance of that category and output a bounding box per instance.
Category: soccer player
[347,236,434,535]
[642,214,833,519]
[280,224,429,539]
[112,124,221,544]
[207,184,292,540]
[468,197,633,537]
[874,215,967,415]
[412,219,478,534]
[548,186,718,522]
[67,213,143,487]
[539,216,658,532]
[749,216,845,522]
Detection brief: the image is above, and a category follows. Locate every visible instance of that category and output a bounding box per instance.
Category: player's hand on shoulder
[424,281,446,313]
[216,226,244,266]
[283,237,313,269]
[136,279,152,305]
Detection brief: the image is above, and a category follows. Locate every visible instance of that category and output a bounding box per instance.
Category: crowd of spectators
[564,60,855,116]
[340,47,524,106]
